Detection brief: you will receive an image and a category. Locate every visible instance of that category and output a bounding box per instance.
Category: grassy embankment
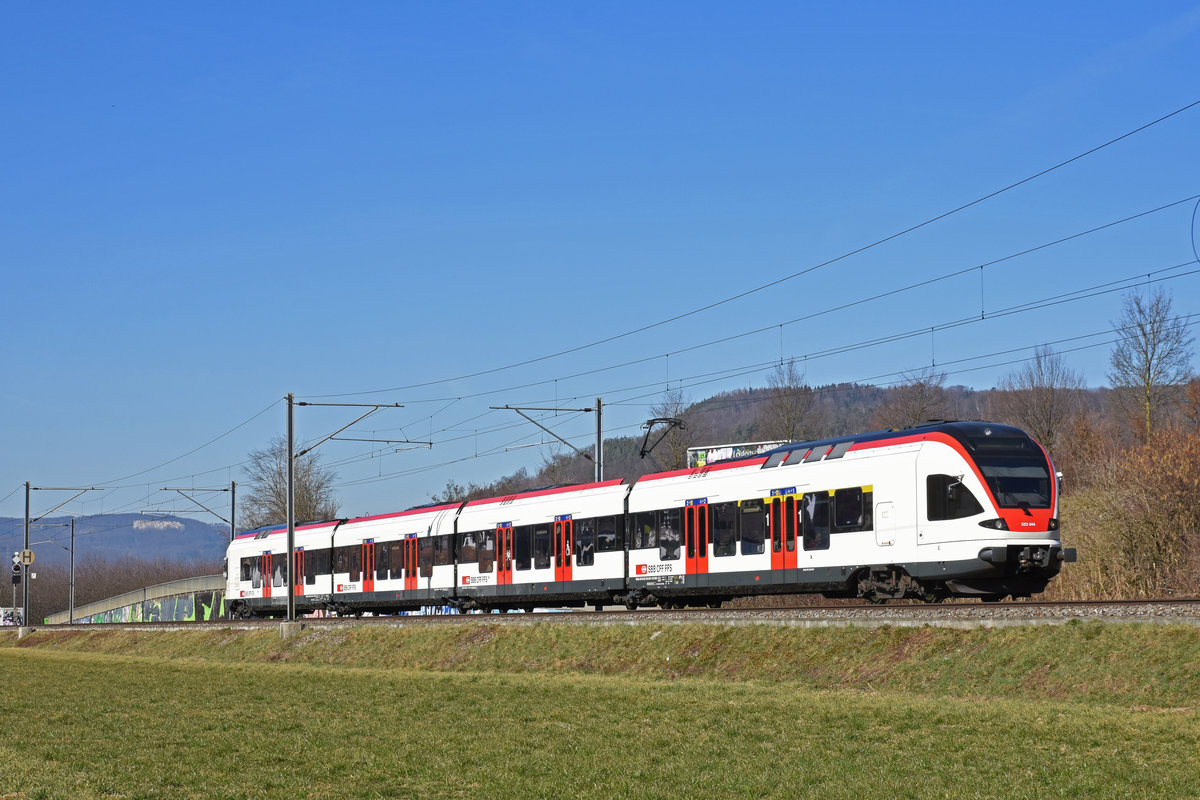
[2,621,1198,799]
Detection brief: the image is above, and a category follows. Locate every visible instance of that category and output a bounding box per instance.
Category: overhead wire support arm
[30,488,105,523]
[491,405,595,463]
[161,488,231,525]
[294,403,403,458]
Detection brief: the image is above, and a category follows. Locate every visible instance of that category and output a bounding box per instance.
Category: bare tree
[759,359,821,442]
[993,346,1085,452]
[648,387,696,470]
[870,367,949,430]
[1108,288,1194,442]
[241,436,339,529]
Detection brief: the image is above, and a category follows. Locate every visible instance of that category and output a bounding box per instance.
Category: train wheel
[920,586,949,604]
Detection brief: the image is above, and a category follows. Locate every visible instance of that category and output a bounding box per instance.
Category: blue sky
[3,2,1199,527]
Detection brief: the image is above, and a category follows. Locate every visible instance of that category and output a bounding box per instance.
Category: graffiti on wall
[74,591,227,624]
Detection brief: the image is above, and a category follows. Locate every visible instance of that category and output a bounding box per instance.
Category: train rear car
[227,519,342,618]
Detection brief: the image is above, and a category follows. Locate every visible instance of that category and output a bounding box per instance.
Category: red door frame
[770,496,799,571]
[404,538,418,591]
[497,526,514,586]
[261,552,272,598]
[554,518,573,583]
[685,503,709,575]
[362,540,376,593]
[293,549,305,597]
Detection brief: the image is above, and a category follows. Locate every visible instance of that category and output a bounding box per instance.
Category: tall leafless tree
[759,359,821,442]
[648,387,696,470]
[1108,288,1194,442]
[993,346,1085,453]
[870,367,949,430]
[241,436,339,529]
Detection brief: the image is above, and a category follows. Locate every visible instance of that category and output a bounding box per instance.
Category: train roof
[461,478,627,508]
[716,420,1037,468]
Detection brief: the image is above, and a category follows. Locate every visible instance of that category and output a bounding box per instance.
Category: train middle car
[226,421,1074,617]
[454,479,629,611]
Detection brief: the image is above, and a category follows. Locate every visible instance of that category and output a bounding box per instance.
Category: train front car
[914,422,1075,601]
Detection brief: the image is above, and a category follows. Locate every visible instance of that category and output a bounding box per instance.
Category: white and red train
[225,421,1076,617]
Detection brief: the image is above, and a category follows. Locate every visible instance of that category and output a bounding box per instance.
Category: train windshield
[967,435,1052,509]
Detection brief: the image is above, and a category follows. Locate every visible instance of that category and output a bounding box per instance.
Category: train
[225,420,1076,617]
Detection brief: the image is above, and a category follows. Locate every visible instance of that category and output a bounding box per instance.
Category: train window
[833,488,866,532]
[927,474,984,520]
[575,518,596,567]
[826,441,853,460]
[309,551,324,587]
[597,516,622,552]
[975,459,1051,509]
[533,525,552,570]
[309,548,330,583]
[419,538,434,577]
[770,499,782,554]
[711,503,737,556]
[460,531,478,563]
[965,435,1051,508]
[434,534,454,566]
[631,511,655,550]
[739,502,766,555]
[785,496,796,552]
[376,543,391,580]
[272,553,286,587]
[251,558,263,589]
[349,547,362,582]
[783,449,810,465]
[658,508,681,560]
[763,451,789,468]
[800,492,831,551]
[478,529,495,573]
[240,558,252,582]
[333,547,349,574]
[514,526,532,570]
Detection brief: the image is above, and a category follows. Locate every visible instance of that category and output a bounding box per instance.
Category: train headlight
[978,518,1009,531]
[1047,518,1059,530]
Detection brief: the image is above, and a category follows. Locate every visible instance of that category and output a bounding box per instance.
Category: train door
[293,548,306,597]
[875,502,895,547]
[770,494,798,571]
[685,502,709,576]
[260,552,273,598]
[404,537,418,591]
[497,526,514,586]
[361,541,376,593]
[554,517,573,583]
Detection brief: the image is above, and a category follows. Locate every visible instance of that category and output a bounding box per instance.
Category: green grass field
[2,622,1198,799]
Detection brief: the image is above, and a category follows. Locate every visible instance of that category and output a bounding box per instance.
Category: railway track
[24,598,1200,633]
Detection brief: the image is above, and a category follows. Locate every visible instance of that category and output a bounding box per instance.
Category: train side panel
[455,480,629,609]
